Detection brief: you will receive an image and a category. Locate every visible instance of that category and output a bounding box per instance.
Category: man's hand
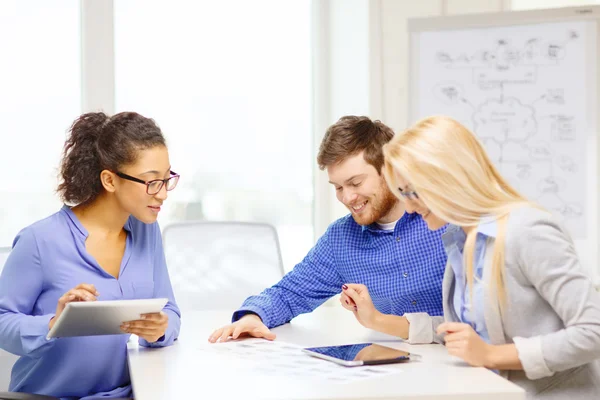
[208,314,275,343]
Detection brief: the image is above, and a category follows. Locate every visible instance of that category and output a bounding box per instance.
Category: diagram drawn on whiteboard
[416,21,592,237]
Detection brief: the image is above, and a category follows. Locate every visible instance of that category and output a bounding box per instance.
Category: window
[115,0,314,271]
[0,1,80,246]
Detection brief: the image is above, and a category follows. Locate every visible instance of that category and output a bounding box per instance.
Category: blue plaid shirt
[233,212,448,328]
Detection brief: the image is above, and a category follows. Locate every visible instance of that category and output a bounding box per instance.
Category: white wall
[81,0,114,114]
[313,0,373,237]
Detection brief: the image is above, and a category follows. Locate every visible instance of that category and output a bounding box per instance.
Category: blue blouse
[441,221,497,344]
[0,205,181,399]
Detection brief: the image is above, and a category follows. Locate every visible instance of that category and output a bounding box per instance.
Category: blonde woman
[378,116,600,398]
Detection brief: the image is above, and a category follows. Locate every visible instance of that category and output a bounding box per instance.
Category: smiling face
[112,145,173,224]
[327,152,399,225]
[393,171,447,230]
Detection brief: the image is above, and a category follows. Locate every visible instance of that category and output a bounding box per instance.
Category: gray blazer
[442,207,600,399]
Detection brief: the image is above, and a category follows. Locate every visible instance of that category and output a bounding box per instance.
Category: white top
[127,306,524,400]
[376,219,398,231]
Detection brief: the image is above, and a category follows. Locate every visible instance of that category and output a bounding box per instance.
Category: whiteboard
[408,6,600,283]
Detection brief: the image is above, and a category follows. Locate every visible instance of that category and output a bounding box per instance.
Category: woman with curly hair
[0,112,181,399]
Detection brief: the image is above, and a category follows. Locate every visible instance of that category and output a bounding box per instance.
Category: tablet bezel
[301,343,415,367]
[46,298,168,339]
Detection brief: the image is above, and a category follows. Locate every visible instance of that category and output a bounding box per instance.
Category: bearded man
[209,116,447,345]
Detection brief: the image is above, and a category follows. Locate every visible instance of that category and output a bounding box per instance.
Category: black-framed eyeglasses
[116,171,180,195]
[398,188,419,200]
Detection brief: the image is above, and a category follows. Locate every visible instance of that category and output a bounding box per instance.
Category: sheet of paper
[195,339,402,383]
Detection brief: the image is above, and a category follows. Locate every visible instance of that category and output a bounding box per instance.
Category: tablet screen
[304,343,410,363]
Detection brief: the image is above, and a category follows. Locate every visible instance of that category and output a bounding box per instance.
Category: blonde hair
[382,116,534,308]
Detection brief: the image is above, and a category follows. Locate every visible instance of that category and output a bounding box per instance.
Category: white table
[127,306,525,400]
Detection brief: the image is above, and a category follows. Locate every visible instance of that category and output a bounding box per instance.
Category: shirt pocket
[131,281,155,299]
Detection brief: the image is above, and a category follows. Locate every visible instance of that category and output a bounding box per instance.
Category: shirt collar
[62,204,88,238]
[478,217,498,238]
[441,218,498,250]
[61,204,134,239]
[361,211,416,233]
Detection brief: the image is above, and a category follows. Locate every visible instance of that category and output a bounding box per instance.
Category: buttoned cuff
[139,309,179,348]
[404,312,436,344]
[232,306,269,327]
[23,314,56,355]
[513,336,554,380]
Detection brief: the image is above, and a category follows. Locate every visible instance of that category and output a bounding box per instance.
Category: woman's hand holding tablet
[46,297,168,339]
[49,283,99,331]
[120,310,169,343]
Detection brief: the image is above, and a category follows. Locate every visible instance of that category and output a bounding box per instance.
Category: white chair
[162,221,285,312]
[0,247,10,277]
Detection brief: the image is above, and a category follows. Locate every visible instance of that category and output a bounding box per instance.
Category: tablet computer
[47,298,168,339]
[302,343,420,367]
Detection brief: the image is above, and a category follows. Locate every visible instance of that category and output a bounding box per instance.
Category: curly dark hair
[317,116,395,173]
[57,111,166,205]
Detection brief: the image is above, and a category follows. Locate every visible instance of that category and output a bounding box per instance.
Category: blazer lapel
[442,261,459,322]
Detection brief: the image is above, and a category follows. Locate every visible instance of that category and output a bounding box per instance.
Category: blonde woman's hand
[208,313,275,343]
[49,283,99,330]
[121,311,169,343]
[339,286,357,310]
[341,284,382,329]
[437,322,493,367]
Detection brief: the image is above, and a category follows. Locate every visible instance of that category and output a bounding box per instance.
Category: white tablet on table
[46,298,168,339]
